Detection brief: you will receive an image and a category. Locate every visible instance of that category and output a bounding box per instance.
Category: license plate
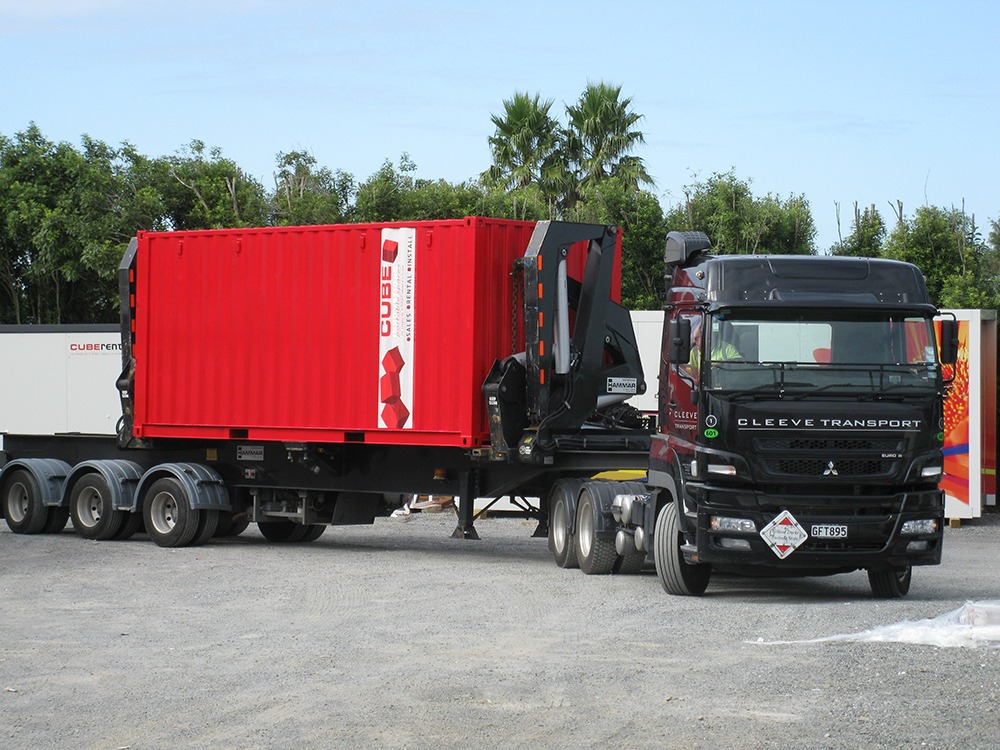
[811,524,848,539]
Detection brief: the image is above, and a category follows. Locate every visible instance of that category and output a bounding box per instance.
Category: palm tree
[483,92,562,194]
[565,82,654,195]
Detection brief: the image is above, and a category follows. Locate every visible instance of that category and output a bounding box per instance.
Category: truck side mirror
[939,319,959,365]
[669,318,691,364]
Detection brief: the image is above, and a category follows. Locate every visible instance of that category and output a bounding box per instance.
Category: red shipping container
[131,217,621,448]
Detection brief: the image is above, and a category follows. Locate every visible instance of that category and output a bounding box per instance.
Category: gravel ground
[2,510,999,750]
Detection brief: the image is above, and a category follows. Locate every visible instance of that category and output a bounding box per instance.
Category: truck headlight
[707,463,736,477]
[921,464,943,478]
[901,519,939,535]
[711,516,756,534]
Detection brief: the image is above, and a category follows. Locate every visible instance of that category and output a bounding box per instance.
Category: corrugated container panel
[131,217,614,448]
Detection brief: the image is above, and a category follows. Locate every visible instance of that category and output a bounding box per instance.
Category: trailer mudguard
[0,458,71,507]
[63,460,144,511]
[132,463,231,513]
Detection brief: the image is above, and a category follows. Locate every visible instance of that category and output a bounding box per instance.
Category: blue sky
[2,0,998,251]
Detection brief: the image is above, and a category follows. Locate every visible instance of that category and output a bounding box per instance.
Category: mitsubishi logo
[823,461,839,476]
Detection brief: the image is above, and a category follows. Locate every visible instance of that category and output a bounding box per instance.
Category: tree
[883,204,997,308]
[0,125,137,324]
[564,82,654,198]
[271,150,354,226]
[157,140,268,230]
[483,92,562,198]
[353,154,417,223]
[666,171,816,255]
[831,203,886,257]
[587,180,667,310]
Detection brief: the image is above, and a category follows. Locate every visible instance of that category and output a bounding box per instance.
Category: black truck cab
[647,231,958,597]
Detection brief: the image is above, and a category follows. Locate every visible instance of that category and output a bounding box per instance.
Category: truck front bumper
[683,487,944,573]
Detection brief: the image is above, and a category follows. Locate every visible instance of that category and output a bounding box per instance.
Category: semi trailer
[0,218,956,597]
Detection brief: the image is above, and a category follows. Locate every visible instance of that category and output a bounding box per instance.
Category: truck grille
[755,437,903,452]
[763,458,891,478]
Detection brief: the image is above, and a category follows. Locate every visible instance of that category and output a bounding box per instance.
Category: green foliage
[882,205,998,308]
[271,150,354,226]
[482,92,562,199]
[564,82,653,197]
[157,140,268,230]
[0,124,139,323]
[665,171,816,255]
[4,115,999,324]
[484,82,653,216]
[831,204,886,257]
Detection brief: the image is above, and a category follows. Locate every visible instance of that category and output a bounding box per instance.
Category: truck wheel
[257,519,309,542]
[868,567,912,598]
[614,544,646,574]
[575,486,617,575]
[69,474,124,540]
[2,469,49,534]
[654,501,710,596]
[143,477,200,548]
[547,481,580,569]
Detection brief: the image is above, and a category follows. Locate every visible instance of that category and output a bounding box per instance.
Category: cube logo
[378,229,416,429]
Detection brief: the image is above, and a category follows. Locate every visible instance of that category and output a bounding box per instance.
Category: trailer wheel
[190,509,220,546]
[215,512,251,538]
[2,469,49,534]
[42,505,70,534]
[575,486,617,575]
[143,477,200,548]
[69,474,124,540]
[257,519,308,542]
[300,524,326,542]
[868,566,912,598]
[547,481,580,569]
[112,510,144,541]
[654,501,710,596]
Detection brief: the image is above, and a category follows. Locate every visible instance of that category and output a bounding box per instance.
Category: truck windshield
[703,312,940,395]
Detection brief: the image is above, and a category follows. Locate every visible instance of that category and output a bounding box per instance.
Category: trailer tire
[868,566,912,598]
[69,474,124,540]
[257,519,308,542]
[575,486,617,575]
[42,505,70,534]
[300,524,326,542]
[143,477,200,548]
[190,509,220,546]
[215,512,251,538]
[654,501,710,596]
[2,469,49,534]
[547,481,580,569]
[112,510,144,541]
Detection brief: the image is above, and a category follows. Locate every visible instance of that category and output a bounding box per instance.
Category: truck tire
[614,543,646,574]
[143,477,200,548]
[868,567,912,598]
[654,501,710,596]
[69,474,124,540]
[575,485,617,575]
[2,469,49,534]
[546,481,580,569]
